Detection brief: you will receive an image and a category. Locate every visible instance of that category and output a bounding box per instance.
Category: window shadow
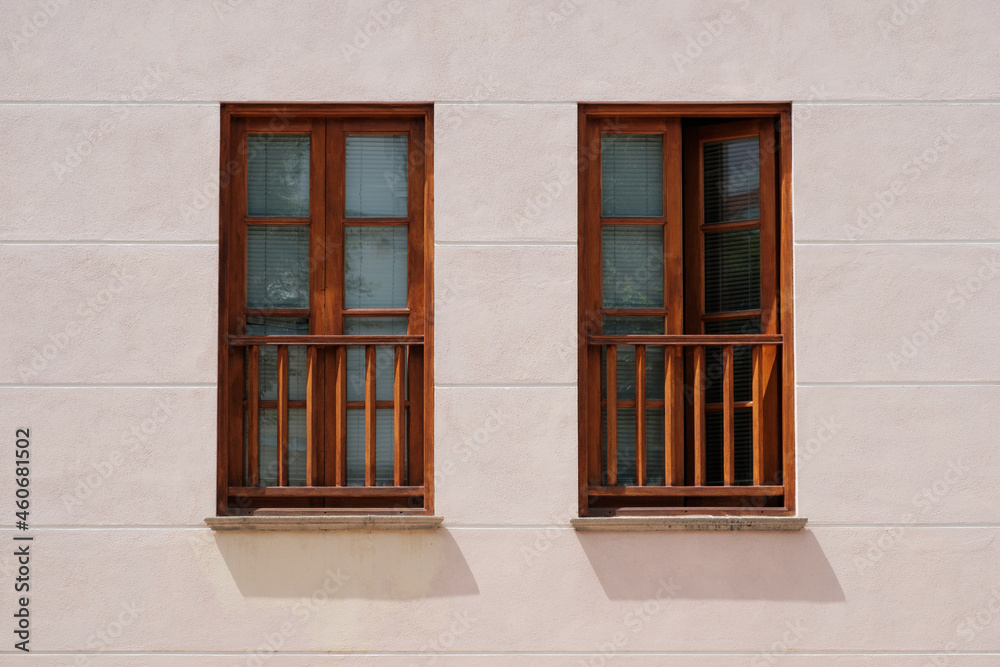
[576,529,845,602]
[213,528,478,599]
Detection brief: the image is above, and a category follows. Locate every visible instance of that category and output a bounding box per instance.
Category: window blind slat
[602,226,664,308]
[345,226,408,309]
[601,134,663,217]
[247,134,310,218]
[345,134,408,218]
[703,136,760,224]
[246,226,310,309]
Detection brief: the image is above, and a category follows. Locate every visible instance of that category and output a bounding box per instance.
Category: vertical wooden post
[752,345,764,486]
[277,345,289,487]
[393,345,406,486]
[723,345,735,486]
[305,346,317,486]
[635,345,647,486]
[665,346,682,486]
[693,345,706,486]
[364,345,377,486]
[606,345,618,486]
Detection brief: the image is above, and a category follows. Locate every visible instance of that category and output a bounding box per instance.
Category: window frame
[217,103,434,516]
[577,103,794,516]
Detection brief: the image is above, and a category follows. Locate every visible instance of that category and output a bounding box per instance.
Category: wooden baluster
[277,345,289,487]
[305,346,317,486]
[635,344,647,486]
[665,345,680,486]
[723,345,735,486]
[606,345,618,486]
[393,345,406,486]
[247,345,259,487]
[752,345,764,486]
[365,345,377,486]
[693,346,706,486]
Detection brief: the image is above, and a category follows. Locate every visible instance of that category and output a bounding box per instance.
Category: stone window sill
[571,516,807,532]
[205,515,443,531]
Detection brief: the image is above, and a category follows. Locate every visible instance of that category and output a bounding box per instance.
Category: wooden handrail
[231,335,423,346]
[589,335,781,345]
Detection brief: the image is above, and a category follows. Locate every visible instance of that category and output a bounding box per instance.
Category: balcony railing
[228,334,424,505]
[587,334,783,504]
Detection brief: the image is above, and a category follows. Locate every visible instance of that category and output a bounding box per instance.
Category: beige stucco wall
[2,0,1000,663]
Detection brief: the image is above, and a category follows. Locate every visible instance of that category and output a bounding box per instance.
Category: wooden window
[578,104,793,516]
[218,104,433,515]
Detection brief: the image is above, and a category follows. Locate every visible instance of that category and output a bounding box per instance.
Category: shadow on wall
[577,529,845,602]
[213,528,478,599]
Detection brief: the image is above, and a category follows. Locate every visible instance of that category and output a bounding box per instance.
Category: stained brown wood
[589,485,785,498]
[606,345,618,486]
[693,345,706,486]
[588,335,782,345]
[723,345,735,486]
[220,105,433,514]
[230,486,424,498]
[364,345,377,486]
[231,335,424,346]
[664,346,682,485]
[752,345,763,485]
[779,110,796,512]
[277,345,289,487]
[635,345,647,486]
[393,345,406,486]
[306,346,318,486]
[247,346,259,486]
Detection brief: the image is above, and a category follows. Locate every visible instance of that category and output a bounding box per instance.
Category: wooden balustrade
[228,335,423,498]
[589,334,783,499]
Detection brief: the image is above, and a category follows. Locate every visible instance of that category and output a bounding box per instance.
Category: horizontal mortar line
[797,99,1000,105]
[0,240,218,246]
[436,100,577,106]
[0,101,220,106]
[0,383,216,389]
[6,523,998,531]
[798,381,1000,387]
[795,239,1000,245]
[437,383,576,388]
[435,241,575,247]
[13,650,1000,656]
[803,523,1000,528]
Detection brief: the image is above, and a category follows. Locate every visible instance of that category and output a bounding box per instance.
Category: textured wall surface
[1,0,999,663]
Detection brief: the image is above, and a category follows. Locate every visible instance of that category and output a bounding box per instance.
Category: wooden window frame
[577,103,794,517]
[217,104,434,516]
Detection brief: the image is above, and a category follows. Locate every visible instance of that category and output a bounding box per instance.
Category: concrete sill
[205,515,443,531]
[571,516,807,532]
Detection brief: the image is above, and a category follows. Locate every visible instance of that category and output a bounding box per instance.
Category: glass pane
[246,317,309,402]
[345,226,407,309]
[601,317,665,401]
[704,408,753,486]
[601,134,663,217]
[247,226,309,309]
[256,408,308,487]
[346,408,401,486]
[599,408,664,487]
[259,408,278,487]
[704,319,760,405]
[345,134,408,218]
[288,408,307,487]
[602,225,664,308]
[704,136,760,224]
[704,228,760,313]
[345,318,408,403]
[247,134,310,217]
